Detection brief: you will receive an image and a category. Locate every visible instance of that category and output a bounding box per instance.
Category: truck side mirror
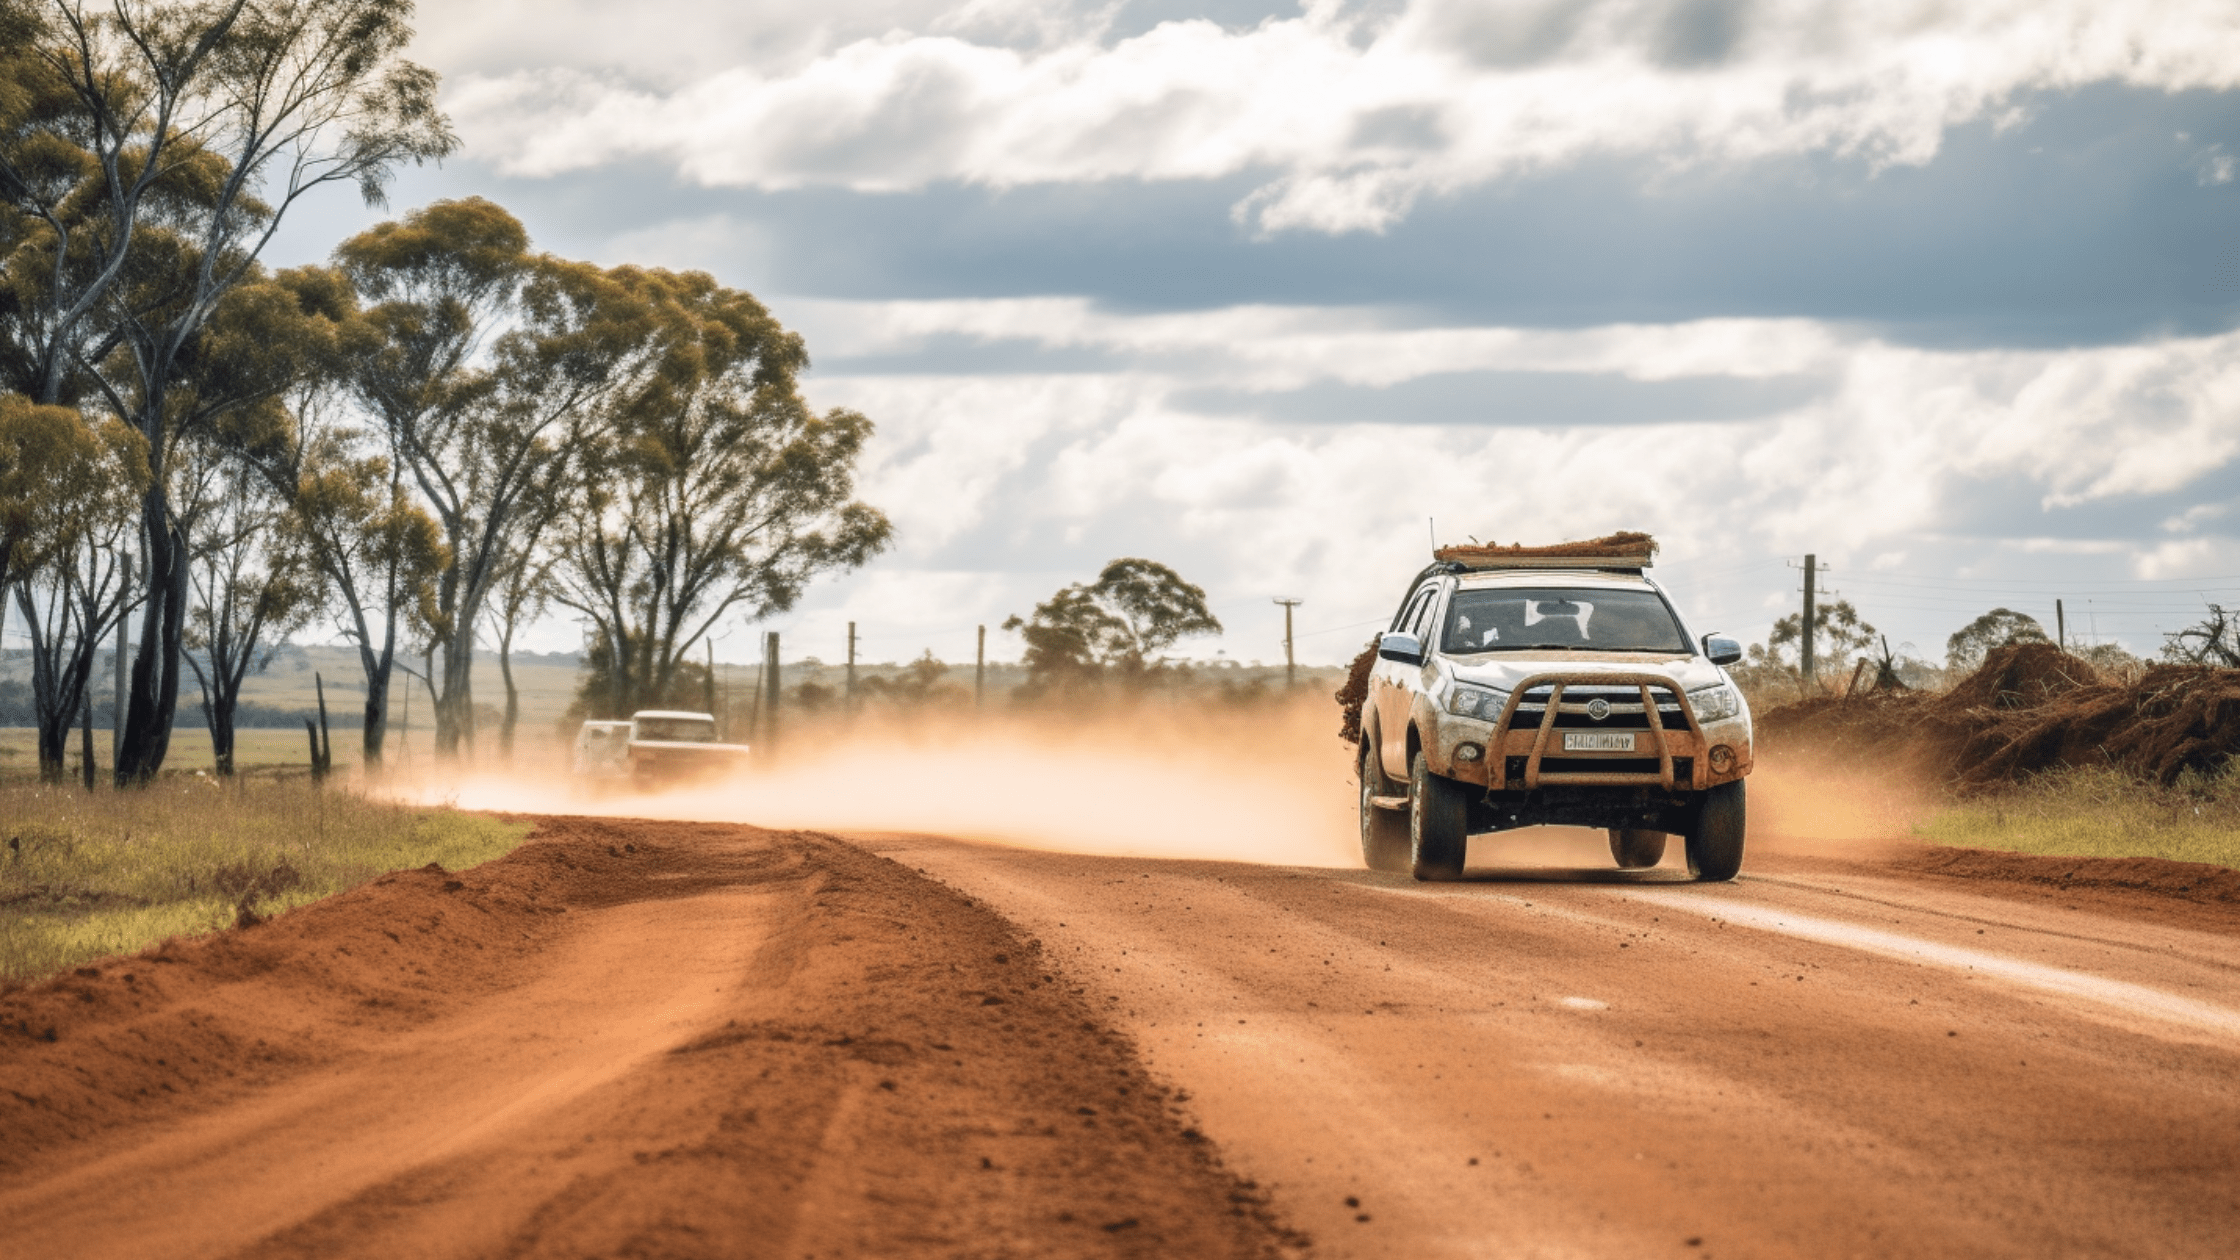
[1702,634,1743,666]
[1378,631,1425,666]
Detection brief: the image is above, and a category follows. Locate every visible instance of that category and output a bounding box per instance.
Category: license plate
[1563,732,1636,753]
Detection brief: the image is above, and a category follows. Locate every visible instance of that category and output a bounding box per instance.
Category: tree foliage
[1003,558,1222,694]
[0,10,893,782]
[0,0,455,783]
[546,266,891,719]
[1946,607,2051,673]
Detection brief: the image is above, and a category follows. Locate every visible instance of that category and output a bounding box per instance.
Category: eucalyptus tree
[88,259,357,776]
[319,197,531,764]
[546,269,892,717]
[245,387,445,767]
[0,392,105,597]
[9,416,144,780]
[1,0,453,783]
[180,448,318,775]
[486,540,552,760]
[1002,559,1223,695]
[402,257,666,758]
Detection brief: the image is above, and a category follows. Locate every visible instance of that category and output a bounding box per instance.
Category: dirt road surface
[0,819,1292,1260]
[867,829,2240,1260]
[5,808,2237,1258]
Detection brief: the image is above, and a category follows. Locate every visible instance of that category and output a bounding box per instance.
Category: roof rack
[1440,554,1652,572]
[1432,532,1657,572]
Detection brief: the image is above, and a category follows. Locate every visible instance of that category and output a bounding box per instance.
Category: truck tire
[1608,828,1667,869]
[1359,741,1411,873]
[1410,750,1469,882]
[1686,780,1747,882]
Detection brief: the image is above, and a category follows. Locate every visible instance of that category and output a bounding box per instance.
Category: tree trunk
[498,636,519,762]
[209,690,235,777]
[362,662,390,769]
[117,500,186,786]
[435,634,474,759]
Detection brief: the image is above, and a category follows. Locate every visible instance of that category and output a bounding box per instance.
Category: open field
[1914,765,2240,869]
[0,780,530,980]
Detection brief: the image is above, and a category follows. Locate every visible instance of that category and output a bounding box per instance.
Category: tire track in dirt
[0,818,1300,1260]
[868,830,2240,1260]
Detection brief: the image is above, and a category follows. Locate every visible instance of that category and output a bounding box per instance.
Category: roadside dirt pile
[0,819,1299,1258]
[1761,642,2240,788]
[1896,845,2240,909]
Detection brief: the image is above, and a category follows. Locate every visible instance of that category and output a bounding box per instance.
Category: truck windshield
[635,717,717,742]
[1441,587,1688,654]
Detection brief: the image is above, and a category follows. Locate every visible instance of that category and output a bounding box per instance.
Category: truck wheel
[1410,751,1469,882]
[1608,828,1667,869]
[1685,780,1747,882]
[1360,741,1411,872]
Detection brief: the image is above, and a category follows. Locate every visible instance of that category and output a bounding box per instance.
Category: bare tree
[2164,604,2240,668]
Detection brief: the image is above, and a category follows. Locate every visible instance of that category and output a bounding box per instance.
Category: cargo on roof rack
[1432,531,1657,571]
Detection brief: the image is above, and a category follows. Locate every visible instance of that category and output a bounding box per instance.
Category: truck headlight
[1446,684,1511,720]
[1688,683,1741,724]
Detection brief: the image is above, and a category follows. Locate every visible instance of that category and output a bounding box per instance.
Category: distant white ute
[572,711,752,789]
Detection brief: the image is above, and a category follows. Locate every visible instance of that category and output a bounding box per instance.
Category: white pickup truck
[572,710,751,789]
[1357,547,1752,882]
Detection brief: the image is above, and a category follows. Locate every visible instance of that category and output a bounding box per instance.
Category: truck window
[1393,584,1437,637]
[1441,587,1688,653]
[1406,584,1441,640]
[635,717,718,742]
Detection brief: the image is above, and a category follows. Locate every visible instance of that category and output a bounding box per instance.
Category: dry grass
[0,779,530,982]
[1915,763,2240,870]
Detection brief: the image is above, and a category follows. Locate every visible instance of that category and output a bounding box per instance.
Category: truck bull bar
[1485,671,1707,792]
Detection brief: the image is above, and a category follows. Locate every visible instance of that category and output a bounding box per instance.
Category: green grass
[1914,764,2240,870]
[0,779,531,982]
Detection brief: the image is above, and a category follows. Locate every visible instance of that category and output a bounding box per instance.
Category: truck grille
[1511,683,1690,731]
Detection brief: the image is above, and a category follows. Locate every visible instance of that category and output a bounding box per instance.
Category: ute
[578,710,752,788]
[1357,536,1752,882]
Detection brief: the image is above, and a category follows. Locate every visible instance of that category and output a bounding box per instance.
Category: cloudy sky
[272,0,2240,668]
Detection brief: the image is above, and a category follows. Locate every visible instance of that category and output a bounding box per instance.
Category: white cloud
[442,0,2240,232]
[776,301,2240,660]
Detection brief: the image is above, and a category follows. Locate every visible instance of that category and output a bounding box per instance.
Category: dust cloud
[421,697,1365,869]
[1748,753,1933,856]
[399,703,1924,872]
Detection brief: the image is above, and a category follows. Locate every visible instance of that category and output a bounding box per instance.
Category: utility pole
[1801,554,1817,691]
[763,631,781,759]
[1274,598,1303,690]
[846,621,857,711]
[975,624,986,708]
[705,639,717,716]
[2056,599,2066,652]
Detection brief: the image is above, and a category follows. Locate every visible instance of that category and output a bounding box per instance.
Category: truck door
[1378,582,1440,781]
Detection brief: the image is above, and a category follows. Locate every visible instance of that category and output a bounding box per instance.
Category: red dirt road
[0,819,1290,1260]
[868,830,2240,1260]
[4,813,2237,1258]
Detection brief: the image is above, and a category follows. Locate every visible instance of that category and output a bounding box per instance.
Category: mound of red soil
[1761,643,2240,788]
[1897,844,2240,905]
[0,819,1299,1258]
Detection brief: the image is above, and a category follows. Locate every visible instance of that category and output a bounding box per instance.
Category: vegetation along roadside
[0,781,529,983]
